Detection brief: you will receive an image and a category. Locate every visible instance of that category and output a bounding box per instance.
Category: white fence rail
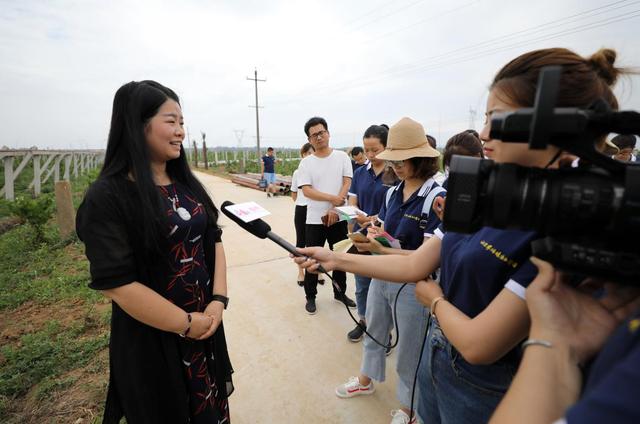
[1,149,104,200]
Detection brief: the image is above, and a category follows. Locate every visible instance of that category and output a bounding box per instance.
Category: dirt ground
[197,171,403,424]
[1,172,407,424]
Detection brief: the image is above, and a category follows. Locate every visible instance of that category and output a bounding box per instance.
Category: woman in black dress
[76,81,233,423]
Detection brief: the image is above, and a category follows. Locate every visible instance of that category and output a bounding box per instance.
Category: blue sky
[1,0,639,150]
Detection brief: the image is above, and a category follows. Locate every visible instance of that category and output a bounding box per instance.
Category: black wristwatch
[212,294,229,309]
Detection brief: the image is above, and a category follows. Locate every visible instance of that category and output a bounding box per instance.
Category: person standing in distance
[261,147,280,197]
[297,116,356,314]
[350,146,367,171]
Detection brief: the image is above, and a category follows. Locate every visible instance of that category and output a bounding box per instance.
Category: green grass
[0,168,108,422]
[203,158,301,176]
[0,224,100,311]
[0,321,108,400]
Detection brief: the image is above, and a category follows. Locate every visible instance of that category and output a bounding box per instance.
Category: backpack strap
[421,186,447,219]
[384,186,395,209]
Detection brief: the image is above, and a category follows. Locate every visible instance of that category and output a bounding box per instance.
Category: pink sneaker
[335,376,375,398]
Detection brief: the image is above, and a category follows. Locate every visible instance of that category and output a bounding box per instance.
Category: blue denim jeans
[354,274,371,319]
[361,279,428,408]
[417,318,517,424]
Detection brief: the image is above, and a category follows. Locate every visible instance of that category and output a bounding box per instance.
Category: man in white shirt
[297,117,356,315]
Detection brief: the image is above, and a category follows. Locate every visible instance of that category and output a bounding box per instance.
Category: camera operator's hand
[415,279,443,307]
[527,258,640,365]
[293,247,336,273]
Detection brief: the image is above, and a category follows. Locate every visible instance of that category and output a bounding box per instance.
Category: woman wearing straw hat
[334,117,445,424]
[295,47,627,424]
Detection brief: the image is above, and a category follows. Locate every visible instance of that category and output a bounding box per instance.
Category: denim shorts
[263,172,276,184]
[417,318,517,424]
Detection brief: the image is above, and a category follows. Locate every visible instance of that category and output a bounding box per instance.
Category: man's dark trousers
[303,221,348,299]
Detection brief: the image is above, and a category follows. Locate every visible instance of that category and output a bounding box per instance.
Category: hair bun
[587,48,619,86]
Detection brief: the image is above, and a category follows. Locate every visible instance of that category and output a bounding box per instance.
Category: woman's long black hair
[100,80,219,255]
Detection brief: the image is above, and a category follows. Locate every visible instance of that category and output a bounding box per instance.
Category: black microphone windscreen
[220,200,272,239]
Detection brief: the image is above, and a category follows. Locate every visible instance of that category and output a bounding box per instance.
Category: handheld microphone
[220,201,330,277]
[221,200,401,353]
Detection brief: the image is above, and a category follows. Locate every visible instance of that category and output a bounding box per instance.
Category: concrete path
[196,172,402,424]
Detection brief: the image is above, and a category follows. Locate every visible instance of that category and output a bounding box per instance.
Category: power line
[269,1,640,106]
[322,1,639,96]
[389,0,639,69]
[315,9,640,97]
[342,0,403,27]
[360,0,479,45]
[348,0,428,33]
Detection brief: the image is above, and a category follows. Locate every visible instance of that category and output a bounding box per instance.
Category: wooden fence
[1,149,104,200]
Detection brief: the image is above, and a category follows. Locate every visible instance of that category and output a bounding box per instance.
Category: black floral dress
[159,183,230,423]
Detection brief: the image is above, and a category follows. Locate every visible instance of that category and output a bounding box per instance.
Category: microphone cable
[409,312,431,422]
[313,266,408,351]
[321,265,431,423]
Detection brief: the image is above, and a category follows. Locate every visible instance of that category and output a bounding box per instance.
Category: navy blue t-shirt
[378,179,445,251]
[351,160,366,172]
[348,162,389,230]
[566,309,640,423]
[436,226,538,366]
[262,155,275,173]
[436,226,538,319]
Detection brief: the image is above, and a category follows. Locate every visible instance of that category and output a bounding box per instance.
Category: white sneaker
[335,376,375,398]
[390,409,417,424]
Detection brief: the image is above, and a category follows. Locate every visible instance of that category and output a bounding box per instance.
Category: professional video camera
[444,66,640,284]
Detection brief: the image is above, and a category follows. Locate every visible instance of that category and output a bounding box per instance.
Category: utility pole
[201,132,208,170]
[247,68,266,163]
[468,107,477,130]
[234,129,245,173]
[193,139,198,167]
[186,126,192,163]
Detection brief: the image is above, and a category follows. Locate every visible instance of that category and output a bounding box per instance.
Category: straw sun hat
[375,117,440,161]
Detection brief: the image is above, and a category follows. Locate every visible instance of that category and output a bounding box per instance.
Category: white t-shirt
[290,169,308,206]
[297,149,353,225]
